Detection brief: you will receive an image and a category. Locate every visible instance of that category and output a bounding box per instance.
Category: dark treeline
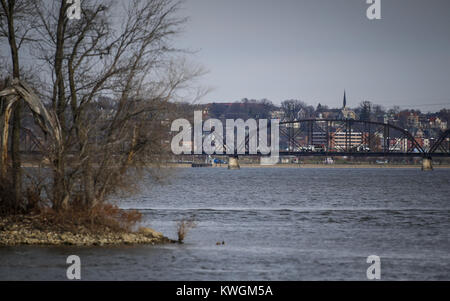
[179,98,449,139]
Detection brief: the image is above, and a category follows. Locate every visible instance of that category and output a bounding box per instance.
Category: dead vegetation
[1,181,142,234]
[176,216,197,243]
[35,203,143,234]
[0,0,206,234]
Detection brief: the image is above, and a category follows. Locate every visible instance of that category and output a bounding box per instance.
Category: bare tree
[359,101,372,121]
[281,99,309,121]
[22,0,206,210]
[0,0,36,202]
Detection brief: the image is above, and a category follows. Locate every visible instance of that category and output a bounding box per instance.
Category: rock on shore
[0,216,174,246]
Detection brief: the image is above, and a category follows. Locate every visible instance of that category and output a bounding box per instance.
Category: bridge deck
[172,152,450,158]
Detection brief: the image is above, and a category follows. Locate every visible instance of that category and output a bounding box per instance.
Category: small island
[0,217,171,246]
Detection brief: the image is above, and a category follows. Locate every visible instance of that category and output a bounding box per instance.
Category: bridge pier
[422,157,433,171]
[228,156,240,170]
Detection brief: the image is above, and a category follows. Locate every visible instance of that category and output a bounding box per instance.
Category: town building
[339,91,357,120]
[330,130,363,150]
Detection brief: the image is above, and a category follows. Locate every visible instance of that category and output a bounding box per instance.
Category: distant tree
[359,101,372,121]
[229,98,275,119]
[372,104,386,121]
[281,99,308,121]
[387,106,400,117]
[305,105,315,118]
[316,103,329,112]
[397,109,414,128]
[208,103,226,119]
[254,98,276,119]
[438,108,450,124]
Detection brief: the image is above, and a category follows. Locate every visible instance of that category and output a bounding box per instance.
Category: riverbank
[166,163,450,169]
[20,159,450,169]
[0,215,174,246]
[242,163,450,168]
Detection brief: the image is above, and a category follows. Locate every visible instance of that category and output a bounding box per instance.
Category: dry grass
[1,180,142,234]
[176,216,197,243]
[35,203,142,234]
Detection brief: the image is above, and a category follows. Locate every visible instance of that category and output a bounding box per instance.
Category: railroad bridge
[18,118,450,170]
[205,119,450,170]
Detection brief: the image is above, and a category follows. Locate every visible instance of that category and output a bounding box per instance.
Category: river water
[0,168,449,280]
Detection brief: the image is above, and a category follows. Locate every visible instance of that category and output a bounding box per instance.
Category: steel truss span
[278,119,449,158]
[20,119,450,158]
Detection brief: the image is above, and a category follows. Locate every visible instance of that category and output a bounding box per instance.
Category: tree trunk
[51,0,68,211]
[0,99,14,178]
[83,159,96,207]
[52,155,66,211]
[11,100,21,202]
[2,0,23,202]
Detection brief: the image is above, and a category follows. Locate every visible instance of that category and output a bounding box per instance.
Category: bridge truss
[278,119,449,158]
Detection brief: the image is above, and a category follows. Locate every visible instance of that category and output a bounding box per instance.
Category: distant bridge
[19,118,450,169]
[202,119,449,157]
[276,119,449,158]
[193,119,449,170]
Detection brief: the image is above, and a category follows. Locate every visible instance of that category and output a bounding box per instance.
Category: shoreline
[165,163,450,169]
[0,215,175,247]
[20,162,450,169]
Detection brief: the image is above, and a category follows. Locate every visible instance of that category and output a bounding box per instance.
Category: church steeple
[343,90,347,108]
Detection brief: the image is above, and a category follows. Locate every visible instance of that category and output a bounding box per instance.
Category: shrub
[176,216,197,243]
[36,203,142,233]
[0,177,25,216]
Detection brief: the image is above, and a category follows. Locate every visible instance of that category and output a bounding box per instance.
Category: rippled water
[1,168,449,280]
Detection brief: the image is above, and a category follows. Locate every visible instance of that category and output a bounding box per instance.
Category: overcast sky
[174,0,450,111]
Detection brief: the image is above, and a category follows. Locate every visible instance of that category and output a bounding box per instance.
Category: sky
[174,0,450,111]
